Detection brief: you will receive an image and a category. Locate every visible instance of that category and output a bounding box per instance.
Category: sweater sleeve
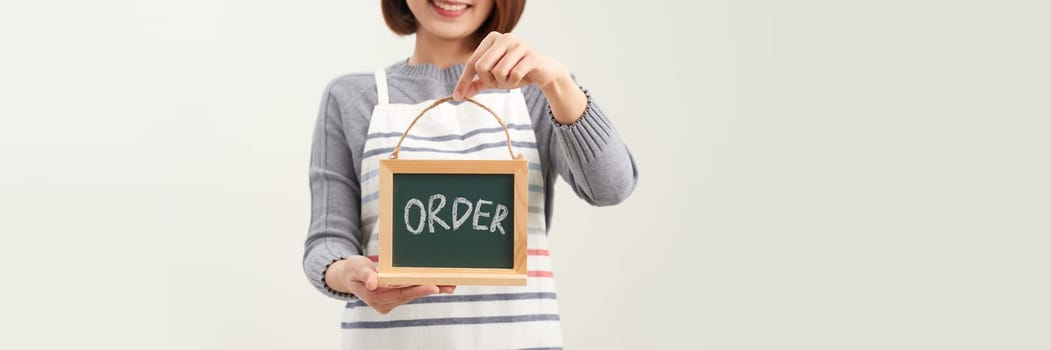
[302,81,364,301]
[524,80,639,206]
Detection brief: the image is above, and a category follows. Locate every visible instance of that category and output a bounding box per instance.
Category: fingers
[473,50,500,96]
[397,285,439,302]
[472,34,518,91]
[459,79,485,101]
[508,54,537,87]
[455,32,537,100]
[454,59,478,101]
[475,40,514,86]
[356,284,451,314]
[377,285,454,294]
[492,44,527,87]
[455,32,499,100]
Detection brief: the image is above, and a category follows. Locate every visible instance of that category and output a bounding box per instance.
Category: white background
[2,0,1049,349]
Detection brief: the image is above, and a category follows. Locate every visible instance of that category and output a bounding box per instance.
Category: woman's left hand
[453,31,569,101]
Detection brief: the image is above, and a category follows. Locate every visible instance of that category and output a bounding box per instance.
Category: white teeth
[434,1,467,11]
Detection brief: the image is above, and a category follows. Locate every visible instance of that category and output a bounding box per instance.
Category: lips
[429,0,471,18]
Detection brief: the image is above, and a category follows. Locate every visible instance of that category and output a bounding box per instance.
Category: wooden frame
[378,159,528,286]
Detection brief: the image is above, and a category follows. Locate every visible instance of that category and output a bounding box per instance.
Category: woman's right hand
[325,256,455,314]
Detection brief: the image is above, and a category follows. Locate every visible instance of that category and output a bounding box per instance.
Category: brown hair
[381,0,526,44]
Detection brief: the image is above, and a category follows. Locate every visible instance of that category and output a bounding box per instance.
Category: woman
[303,0,638,348]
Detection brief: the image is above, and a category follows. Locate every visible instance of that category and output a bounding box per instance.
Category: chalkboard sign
[378,159,528,286]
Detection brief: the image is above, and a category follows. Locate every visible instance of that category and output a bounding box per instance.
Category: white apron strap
[374,68,389,105]
[509,87,524,99]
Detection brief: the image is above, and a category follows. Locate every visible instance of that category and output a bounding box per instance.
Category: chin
[426,28,479,41]
[412,0,489,41]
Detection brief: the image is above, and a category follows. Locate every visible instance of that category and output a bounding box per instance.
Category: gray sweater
[303,60,639,300]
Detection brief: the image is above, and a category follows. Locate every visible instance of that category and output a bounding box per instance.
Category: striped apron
[340,69,562,349]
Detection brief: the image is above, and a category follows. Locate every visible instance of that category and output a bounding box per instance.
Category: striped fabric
[340,69,562,349]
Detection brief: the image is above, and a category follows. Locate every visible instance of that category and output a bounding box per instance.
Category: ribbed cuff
[550,87,616,164]
[305,242,361,301]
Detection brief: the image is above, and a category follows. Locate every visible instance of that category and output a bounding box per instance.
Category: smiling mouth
[429,0,472,17]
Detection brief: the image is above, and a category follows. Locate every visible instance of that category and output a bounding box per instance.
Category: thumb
[364,272,378,291]
[459,79,485,101]
[351,264,379,291]
[453,64,477,100]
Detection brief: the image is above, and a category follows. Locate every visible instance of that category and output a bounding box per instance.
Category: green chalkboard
[392,173,515,268]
